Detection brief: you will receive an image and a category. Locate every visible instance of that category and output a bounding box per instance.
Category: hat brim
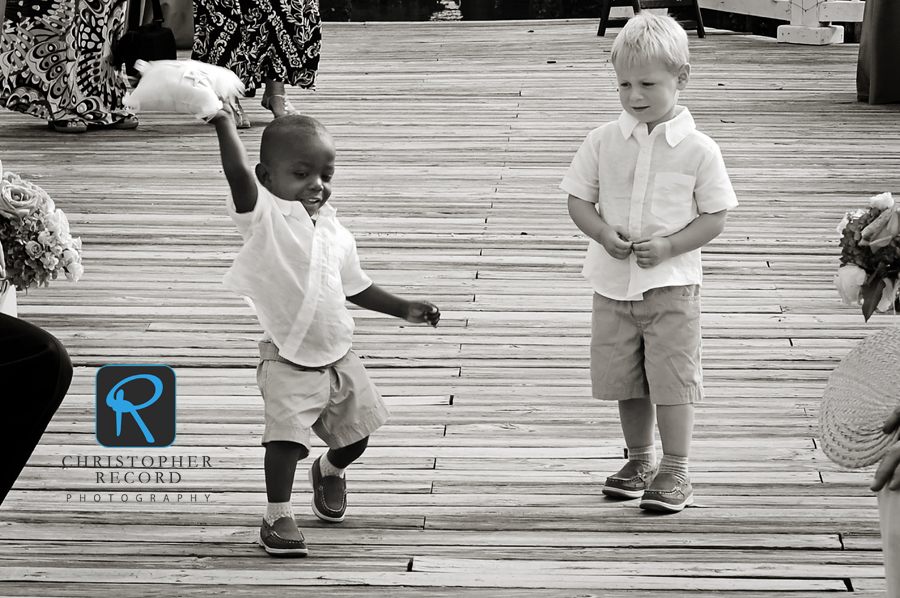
[820,326,900,469]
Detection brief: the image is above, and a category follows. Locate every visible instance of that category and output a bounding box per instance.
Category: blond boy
[562,13,738,512]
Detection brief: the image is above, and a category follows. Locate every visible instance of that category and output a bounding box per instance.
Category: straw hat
[820,326,900,469]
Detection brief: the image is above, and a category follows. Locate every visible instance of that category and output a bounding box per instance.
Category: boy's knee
[346,436,369,451]
[328,436,369,468]
[266,440,310,461]
[340,436,369,457]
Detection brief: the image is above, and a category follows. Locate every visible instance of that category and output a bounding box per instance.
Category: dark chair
[597,0,706,38]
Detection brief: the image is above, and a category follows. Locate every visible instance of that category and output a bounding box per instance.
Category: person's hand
[405,301,440,327]
[633,236,674,269]
[205,102,236,126]
[883,406,900,435]
[599,226,632,260]
[872,444,900,492]
[872,406,900,492]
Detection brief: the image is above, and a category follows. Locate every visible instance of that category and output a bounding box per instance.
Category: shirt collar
[617,106,695,147]
[271,194,336,223]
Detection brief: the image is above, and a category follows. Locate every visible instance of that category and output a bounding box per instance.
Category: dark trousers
[0,313,72,505]
[857,0,900,104]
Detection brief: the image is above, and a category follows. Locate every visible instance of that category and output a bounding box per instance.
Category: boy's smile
[258,130,336,218]
[615,60,690,133]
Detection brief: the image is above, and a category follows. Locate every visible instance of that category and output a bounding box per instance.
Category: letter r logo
[96,365,177,447]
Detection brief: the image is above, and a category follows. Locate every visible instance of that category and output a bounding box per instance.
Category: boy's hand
[633,236,674,269]
[406,301,440,327]
[205,102,236,126]
[600,226,633,260]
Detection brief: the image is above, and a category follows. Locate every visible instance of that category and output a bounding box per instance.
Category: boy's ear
[677,64,691,89]
[255,163,269,185]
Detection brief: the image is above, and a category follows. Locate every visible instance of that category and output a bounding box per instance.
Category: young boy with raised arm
[208,107,440,555]
[561,13,738,513]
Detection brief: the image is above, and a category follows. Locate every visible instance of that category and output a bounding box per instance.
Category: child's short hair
[260,114,330,164]
[610,13,690,73]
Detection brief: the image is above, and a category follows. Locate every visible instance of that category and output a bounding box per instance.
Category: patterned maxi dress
[192,0,320,96]
[0,0,133,124]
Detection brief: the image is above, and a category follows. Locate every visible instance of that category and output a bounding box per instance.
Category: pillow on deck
[124,60,245,120]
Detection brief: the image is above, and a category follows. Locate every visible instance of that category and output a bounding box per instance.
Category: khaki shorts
[256,341,390,450]
[590,285,703,405]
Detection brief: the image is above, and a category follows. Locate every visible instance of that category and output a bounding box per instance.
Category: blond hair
[610,13,690,73]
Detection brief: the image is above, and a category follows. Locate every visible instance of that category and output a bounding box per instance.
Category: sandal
[261,94,300,117]
[49,119,87,133]
[107,115,139,130]
[232,100,251,129]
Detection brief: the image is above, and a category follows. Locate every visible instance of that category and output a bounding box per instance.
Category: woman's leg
[262,79,300,117]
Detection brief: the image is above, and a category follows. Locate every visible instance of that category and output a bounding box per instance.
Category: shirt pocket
[651,173,696,224]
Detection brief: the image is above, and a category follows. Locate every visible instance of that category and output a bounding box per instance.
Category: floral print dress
[0,0,134,125]
[192,0,321,95]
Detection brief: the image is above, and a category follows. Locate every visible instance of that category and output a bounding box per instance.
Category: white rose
[65,261,84,281]
[0,177,43,220]
[835,265,867,305]
[40,253,59,270]
[869,192,894,211]
[24,240,42,259]
[62,247,79,265]
[45,209,70,238]
[836,212,850,235]
[877,277,899,312]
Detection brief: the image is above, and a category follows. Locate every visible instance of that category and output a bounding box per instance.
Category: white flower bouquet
[835,192,900,321]
[0,160,83,295]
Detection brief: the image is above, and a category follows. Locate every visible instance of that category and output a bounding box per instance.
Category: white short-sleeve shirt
[223,181,372,367]
[561,107,738,301]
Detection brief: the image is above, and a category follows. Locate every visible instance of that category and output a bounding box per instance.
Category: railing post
[777,0,845,44]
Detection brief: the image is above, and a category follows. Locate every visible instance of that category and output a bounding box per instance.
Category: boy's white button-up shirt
[223,181,372,367]
[561,106,738,301]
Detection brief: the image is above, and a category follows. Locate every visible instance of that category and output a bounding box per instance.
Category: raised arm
[347,284,440,327]
[567,194,633,260]
[208,107,258,213]
[633,209,728,269]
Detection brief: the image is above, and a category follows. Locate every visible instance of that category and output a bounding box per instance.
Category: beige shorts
[256,341,390,450]
[590,285,703,405]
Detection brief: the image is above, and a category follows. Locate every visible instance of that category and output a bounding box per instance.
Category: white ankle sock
[627,445,656,469]
[658,454,690,483]
[265,501,293,525]
[319,453,345,478]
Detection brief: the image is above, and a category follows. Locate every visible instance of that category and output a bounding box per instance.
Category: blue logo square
[96,365,177,448]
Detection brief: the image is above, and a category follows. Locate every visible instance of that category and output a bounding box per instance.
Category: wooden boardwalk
[2,18,899,596]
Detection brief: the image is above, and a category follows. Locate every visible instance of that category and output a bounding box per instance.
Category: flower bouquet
[0,160,83,305]
[835,192,900,321]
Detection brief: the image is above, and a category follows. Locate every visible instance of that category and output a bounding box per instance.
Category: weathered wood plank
[0,17,892,597]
